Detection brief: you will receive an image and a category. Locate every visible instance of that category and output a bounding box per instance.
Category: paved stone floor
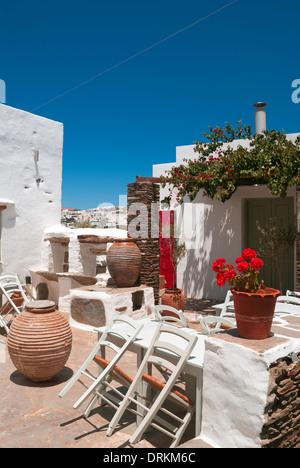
[0,299,216,449]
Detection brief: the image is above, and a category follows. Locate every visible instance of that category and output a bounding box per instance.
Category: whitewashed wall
[153,138,298,300]
[0,104,63,282]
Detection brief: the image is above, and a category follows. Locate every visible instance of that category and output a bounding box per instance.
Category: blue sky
[1,0,299,209]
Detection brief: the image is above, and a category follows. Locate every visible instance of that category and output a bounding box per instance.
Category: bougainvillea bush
[161,122,300,205]
[212,248,264,292]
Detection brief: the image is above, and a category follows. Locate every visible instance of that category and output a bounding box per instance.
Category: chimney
[253,102,266,134]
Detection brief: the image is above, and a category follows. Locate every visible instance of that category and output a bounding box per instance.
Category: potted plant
[212,248,280,339]
[161,238,186,313]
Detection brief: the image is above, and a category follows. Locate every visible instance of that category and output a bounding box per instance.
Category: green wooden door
[244,197,295,293]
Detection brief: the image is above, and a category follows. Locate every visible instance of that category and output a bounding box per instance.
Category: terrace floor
[1,297,299,449]
[0,299,216,449]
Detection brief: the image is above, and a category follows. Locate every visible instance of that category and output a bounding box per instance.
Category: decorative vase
[106,238,141,287]
[231,287,280,339]
[161,288,185,315]
[7,300,72,382]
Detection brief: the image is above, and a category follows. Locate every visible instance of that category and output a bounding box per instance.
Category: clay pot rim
[164,288,183,293]
[112,238,137,243]
[25,300,56,313]
[25,307,56,314]
[231,287,280,299]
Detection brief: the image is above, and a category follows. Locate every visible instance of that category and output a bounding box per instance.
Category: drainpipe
[253,102,267,134]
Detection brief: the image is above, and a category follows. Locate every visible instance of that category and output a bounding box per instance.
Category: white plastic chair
[274,294,300,316]
[107,323,198,448]
[151,305,189,327]
[286,290,300,298]
[198,315,235,334]
[0,273,32,334]
[277,295,300,305]
[59,314,144,418]
[212,290,235,318]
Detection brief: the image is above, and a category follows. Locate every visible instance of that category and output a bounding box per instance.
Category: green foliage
[172,241,186,267]
[163,236,186,288]
[161,122,300,204]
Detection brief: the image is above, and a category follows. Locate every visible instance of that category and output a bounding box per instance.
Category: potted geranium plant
[212,248,280,339]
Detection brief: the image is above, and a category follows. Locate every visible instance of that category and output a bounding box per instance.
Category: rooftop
[1,299,299,449]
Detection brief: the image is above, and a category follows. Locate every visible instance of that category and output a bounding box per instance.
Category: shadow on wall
[2,205,17,230]
[181,200,237,300]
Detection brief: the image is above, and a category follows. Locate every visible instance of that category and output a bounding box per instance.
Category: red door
[159,210,176,288]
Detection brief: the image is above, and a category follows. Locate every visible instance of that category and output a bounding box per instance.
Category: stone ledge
[33,270,97,286]
[209,328,290,353]
[76,283,151,295]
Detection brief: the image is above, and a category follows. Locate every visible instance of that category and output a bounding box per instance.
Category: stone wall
[127,182,160,304]
[261,354,300,448]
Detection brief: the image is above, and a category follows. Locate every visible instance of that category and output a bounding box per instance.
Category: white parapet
[199,331,300,448]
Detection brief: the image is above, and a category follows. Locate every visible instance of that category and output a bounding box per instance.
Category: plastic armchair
[107,323,198,448]
[277,295,300,305]
[59,314,144,418]
[286,290,300,298]
[198,315,234,334]
[274,293,300,316]
[212,290,235,318]
[151,305,189,327]
[0,273,32,334]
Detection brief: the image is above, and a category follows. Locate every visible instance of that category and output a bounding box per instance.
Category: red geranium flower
[212,258,226,272]
[236,261,249,273]
[242,248,257,260]
[216,272,226,286]
[212,249,264,292]
[249,258,264,270]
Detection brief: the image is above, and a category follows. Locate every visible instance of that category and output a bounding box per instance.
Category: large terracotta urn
[106,238,141,287]
[231,287,280,339]
[7,300,72,382]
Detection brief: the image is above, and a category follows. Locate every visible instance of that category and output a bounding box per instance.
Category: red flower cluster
[240,248,257,260]
[235,249,264,273]
[212,249,264,292]
[212,258,236,287]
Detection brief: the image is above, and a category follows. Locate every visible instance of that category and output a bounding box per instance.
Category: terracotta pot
[161,288,185,316]
[7,300,72,382]
[106,238,141,287]
[231,287,280,339]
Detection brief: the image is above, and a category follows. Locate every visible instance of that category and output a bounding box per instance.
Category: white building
[0,104,63,282]
[153,106,299,300]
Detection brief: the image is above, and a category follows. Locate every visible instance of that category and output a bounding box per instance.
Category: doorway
[244,197,295,293]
